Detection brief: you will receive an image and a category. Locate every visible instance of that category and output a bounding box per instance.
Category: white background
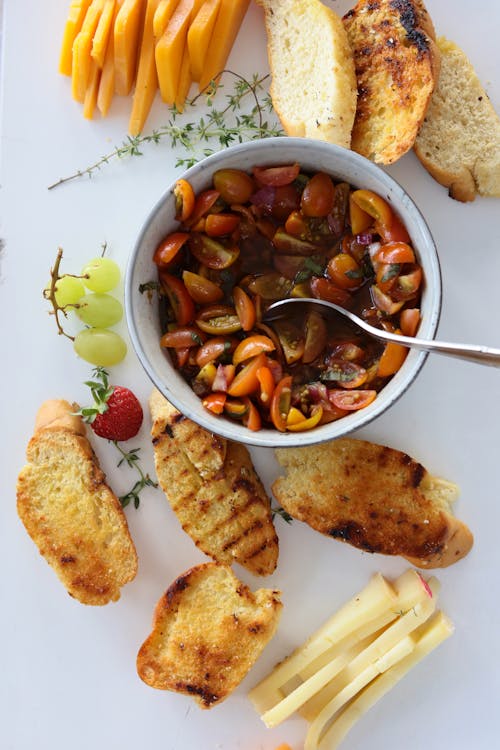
[1,1,499,748]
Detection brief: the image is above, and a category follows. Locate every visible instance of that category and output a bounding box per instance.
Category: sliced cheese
[318,613,454,750]
[187,0,221,82]
[129,0,162,135]
[198,0,250,91]
[155,0,195,105]
[83,59,102,118]
[114,0,145,95]
[174,45,192,111]
[153,0,180,37]
[91,0,116,68]
[59,0,93,76]
[72,0,106,102]
[97,0,122,115]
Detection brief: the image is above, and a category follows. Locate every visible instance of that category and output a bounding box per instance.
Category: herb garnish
[113,442,158,509]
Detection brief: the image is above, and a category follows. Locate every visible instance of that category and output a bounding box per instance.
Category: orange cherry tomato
[376,214,410,244]
[153,232,189,268]
[394,267,422,299]
[329,389,377,411]
[233,286,256,331]
[270,375,293,432]
[224,397,248,418]
[189,233,240,270]
[160,272,195,325]
[351,189,393,227]
[377,340,408,377]
[184,189,220,228]
[232,335,276,366]
[327,253,363,290]
[400,308,420,337]
[371,284,405,315]
[182,270,224,304]
[213,169,255,204]
[242,397,262,431]
[174,179,195,222]
[196,304,242,335]
[375,263,400,294]
[252,163,300,186]
[310,276,352,306]
[303,311,328,364]
[273,320,305,365]
[160,327,205,349]
[287,405,323,432]
[301,172,335,217]
[227,352,268,397]
[256,365,275,405]
[285,210,308,237]
[175,347,190,367]
[349,193,373,234]
[376,242,415,265]
[202,392,227,415]
[195,337,235,367]
[286,406,306,427]
[205,213,240,237]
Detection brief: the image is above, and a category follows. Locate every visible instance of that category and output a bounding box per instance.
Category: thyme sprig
[113,442,158,509]
[48,71,283,190]
[271,505,294,524]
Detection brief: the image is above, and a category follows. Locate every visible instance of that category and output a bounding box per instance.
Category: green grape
[81,257,121,293]
[74,328,127,366]
[76,293,123,327]
[48,275,86,307]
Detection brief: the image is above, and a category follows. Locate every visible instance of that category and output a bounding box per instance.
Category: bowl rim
[125,137,442,447]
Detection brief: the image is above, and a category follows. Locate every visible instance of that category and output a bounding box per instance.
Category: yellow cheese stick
[153,0,180,38]
[83,59,102,118]
[174,45,192,111]
[155,0,195,105]
[97,1,122,115]
[198,0,250,91]
[129,0,162,135]
[114,0,145,95]
[91,0,116,68]
[187,0,221,82]
[59,0,93,76]
[72,0,106,102]
[319,612,454,750]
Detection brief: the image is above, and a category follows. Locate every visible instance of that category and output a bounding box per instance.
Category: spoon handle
[373,329,500,367]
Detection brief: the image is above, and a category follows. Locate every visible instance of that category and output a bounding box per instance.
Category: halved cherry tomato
[248,272,293,300]
[202,392,227,415]
[213,169,255,204]
[189,234,240,270]
[182,270,224,304]
[224,397,248,418]
[195,336,235,367]
[375,214,410,243]
[174,179,195,222]
[160,273,195,325]
[256,365,275,405]
[286,406,306,427]
[327,253,363,290]
[270,375,293,432]
[205,213,240,237]
[331,342,365,362]
[393,267,422,299]
[322,359,368,389]
[377,341,408,377]
[271,184,301,221]
[175,347,190,368]
[233,286,256,331]
[196,304,242,335]
[272,229,318,256]
[329,389,377,410]
[303,311,327,364]
[160,327,205,349]
[351,190,393,227]
[242,397,262,431]
[184,189,220,228]
[232,335,276,366]
[195,362,217,390]
[371,284,405,314]
[153,232,189,268]
[301,172,335,217]
[287,405,323,431]
[310,276,352,306]
[252,163,300,186]
[349,193,373,234]
[285,210,308,237]
[376,242,415,265]
[400,308,420,337]
[273,320,305,365]
[375,263,400,294]
[227,352,268,397]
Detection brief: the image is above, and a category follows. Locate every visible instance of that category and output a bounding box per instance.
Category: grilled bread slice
[17,399,138,605]
[343,0,440,164]
[414,37,500,201]
[257,0,357,148]
[137,562,282,708]
[272,438,473,568]
[150,390,279,576]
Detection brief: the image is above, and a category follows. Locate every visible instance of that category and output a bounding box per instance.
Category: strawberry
[78,367,143,441]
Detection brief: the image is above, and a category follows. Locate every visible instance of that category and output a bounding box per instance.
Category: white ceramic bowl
[125,137,441,447]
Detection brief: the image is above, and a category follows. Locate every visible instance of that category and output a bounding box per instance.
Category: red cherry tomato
[153,232,189,268]
[301,172,336,217]
[213,169,255,204]
[252,163,300,186]
[160,273,195,325]
[270,375,293,432]
[329,389,377,411]
[205,213,240,237]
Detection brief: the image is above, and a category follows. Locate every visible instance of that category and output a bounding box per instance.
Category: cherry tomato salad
[153,164,423,433]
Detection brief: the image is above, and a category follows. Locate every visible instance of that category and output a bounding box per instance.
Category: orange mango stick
[97,1,122,115]
[91,0,116,68]
[174,45,192,111]
[153,0,180,38]
[72,0,106,102]
[129,0,162,135]
[187,0,221,82]
[83,59,102,118]
[114,0,146,95]
[199,0,250,91]
[155,0,194,105]
[59,0,93,76]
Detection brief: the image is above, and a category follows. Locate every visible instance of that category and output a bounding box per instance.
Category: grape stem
[43,247,77,340]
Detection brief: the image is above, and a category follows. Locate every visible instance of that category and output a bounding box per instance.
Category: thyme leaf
[113,441,158,509]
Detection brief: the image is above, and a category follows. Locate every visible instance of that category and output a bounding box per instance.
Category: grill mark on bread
[390,0,429,53]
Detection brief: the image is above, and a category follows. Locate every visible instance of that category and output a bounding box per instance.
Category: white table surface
[1,2,499,749]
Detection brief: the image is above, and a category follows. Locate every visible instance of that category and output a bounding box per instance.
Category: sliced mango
[91,0,116,68]
[83,59,101,118]
[71,0,106,102]
[198,0,250,91]
[152,0,180,38]
[174,45,192,110]
[187,0,221,82]
[114,0,145,95]
[155,0,194,105]
[59,0,93,76]
[129,0,162,135]
[97,1,122,115]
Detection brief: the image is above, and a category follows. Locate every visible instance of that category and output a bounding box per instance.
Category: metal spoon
[263,298,500,367]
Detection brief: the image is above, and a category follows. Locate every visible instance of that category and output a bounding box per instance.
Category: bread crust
[136,562,282,707]
[343,0,440,164]
[272,439,473,568]
[17,400,138,605]
[149,390,279,576]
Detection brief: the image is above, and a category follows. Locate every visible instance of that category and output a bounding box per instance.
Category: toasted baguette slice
[150,390,278,576]
[17,400,138,605]
[343,0,440,164]
[272,439,473,568]
[257,0,357,148]
[414,37,500,201]
[137,562,282,707]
